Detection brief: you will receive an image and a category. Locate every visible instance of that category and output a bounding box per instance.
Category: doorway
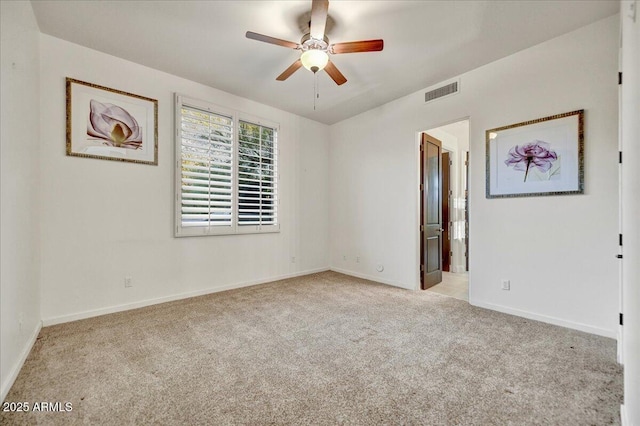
[420,119,469,301]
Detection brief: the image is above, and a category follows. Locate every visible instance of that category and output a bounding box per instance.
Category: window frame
[174,94,280,237]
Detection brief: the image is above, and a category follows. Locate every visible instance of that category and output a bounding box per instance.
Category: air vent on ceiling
[425,80,459,103]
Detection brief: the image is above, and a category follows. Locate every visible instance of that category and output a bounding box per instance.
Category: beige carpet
[2,271,622,425]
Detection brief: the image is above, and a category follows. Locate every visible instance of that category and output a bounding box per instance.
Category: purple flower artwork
[504,140,558,182]
[87,100,142,149]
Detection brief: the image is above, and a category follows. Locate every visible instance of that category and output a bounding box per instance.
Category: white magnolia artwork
[66,78,158,165]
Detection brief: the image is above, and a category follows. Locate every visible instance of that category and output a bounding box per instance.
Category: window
[175,95,278,236]
[238,121,277,227]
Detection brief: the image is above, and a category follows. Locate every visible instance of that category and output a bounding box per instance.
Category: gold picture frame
[66,78,158,165]
[486,110,584,198]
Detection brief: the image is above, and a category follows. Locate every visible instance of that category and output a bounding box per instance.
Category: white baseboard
[329,267,415,290]
[1,320,42,403]
[42,267,329,327]
[332,270,614,339]
[620,404,628,426]
[471,300,616,339]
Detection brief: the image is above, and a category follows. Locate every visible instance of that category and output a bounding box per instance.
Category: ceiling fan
[246,0,383,86]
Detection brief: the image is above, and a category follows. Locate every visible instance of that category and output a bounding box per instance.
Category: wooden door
[420,133,443,289]
[442,151,451,272]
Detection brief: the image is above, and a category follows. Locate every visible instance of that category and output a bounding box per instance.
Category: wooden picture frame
[66,78,158,165]
[486,110,584,198]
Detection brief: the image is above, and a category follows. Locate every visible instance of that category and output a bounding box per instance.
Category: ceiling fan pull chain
[314,73,318,110]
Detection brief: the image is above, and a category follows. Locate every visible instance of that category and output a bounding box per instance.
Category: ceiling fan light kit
[301,49,329,73]
[246,0,383,87]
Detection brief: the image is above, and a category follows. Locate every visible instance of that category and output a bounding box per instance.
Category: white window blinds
[238,121,277,227]
[175,95,279,236]
[180,106,233,229]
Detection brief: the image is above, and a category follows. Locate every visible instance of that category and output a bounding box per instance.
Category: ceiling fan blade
[330,39,384,54]
[246,31,300,49]
[310,0,329,40]
[276,59,303,81]
[324,60,347,85]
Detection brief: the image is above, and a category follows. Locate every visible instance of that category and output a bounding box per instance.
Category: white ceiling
[31,0,618,125]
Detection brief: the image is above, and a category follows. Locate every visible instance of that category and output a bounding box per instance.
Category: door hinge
[620,313,624,326]
[619,72,623,85]
[420,264,424,272]
[449,160,453,166]
[420,225,424,232]
[617,254,623,259]
[420,183,424,191]
[619,233,623,246]
[619,151,623,164]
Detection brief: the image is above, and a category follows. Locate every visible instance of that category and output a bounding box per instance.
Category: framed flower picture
[66,78,158,165]
[486,110,584,198]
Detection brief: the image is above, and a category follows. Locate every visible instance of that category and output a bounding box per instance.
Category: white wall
[329,16,619,337]
[620,1,639,424]
[0,1,42,401]
[39,35,330,324]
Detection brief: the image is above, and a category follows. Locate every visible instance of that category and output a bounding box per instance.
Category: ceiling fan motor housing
[301,33,330,52]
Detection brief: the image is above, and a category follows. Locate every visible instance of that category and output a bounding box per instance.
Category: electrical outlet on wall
[124,276,133,288]
[501,279,510,290]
